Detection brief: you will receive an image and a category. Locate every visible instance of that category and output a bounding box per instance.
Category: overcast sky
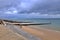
[0,0,60,18]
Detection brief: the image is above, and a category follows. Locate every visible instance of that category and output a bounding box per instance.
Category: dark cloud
[17,0,60,14]
[0,0,60,14]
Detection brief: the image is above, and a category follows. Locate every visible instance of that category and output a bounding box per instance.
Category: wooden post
[20,24,22,28]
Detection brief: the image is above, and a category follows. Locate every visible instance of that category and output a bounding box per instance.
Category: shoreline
[22,26,60,40]
[28,26,60,33]
[0,19,60,40]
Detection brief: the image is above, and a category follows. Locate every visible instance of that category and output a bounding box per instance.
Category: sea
[3,18,60,31]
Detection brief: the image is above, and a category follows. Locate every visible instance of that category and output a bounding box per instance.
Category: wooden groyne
[0,19,51,27]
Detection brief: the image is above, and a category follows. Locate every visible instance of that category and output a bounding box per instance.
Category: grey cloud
[0,0,60,14]
[18,0,60,14]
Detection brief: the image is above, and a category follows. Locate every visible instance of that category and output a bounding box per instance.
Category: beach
[0,19,60,40]
[22,26,60,40]
[0,25,25,40]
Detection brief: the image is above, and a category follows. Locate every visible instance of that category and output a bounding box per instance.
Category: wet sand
[22,26,60,40]
[0,25,25,40]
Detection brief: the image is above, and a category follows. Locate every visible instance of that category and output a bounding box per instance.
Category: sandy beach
[0,19,60,40]
[22,26,60,40]
[0,25,25,40]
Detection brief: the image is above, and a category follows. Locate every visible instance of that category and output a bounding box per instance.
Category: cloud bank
[0,0,60,18]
